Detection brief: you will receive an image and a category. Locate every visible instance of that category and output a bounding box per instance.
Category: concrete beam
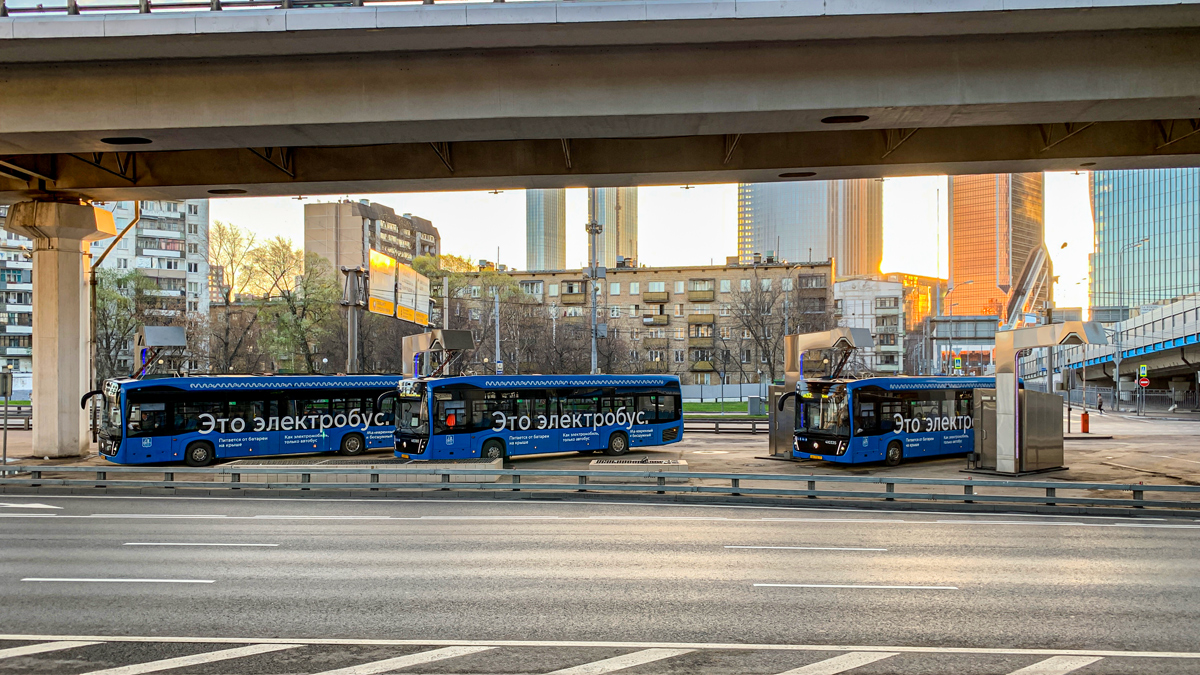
[3,119,1199,202]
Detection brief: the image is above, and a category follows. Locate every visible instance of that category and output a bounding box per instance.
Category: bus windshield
[797,384,850,437]
[397,395,428,435]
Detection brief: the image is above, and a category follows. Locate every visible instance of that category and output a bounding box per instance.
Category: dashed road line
[1006,655,1105,674]
[755,584,958,591]
[123,542,279,547]
[80,644,300,675]
[726,546,887,551]
[309,646,494,675]
[0,641,103,660]
[547,648,695,674]
[21,578,215,584]
[775,652,899,674]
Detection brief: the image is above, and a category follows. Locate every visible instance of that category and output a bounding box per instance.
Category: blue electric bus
[780,376,1004,466]
[384,375,683,460]
[85,375,403,466]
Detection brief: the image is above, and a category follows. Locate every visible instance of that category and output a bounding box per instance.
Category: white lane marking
[755,584,958,590]
[548,648,694,674]
[123,543,279,547]
[309,646,494,675]
[80,643,299,675]
[1006,655,1104,674]
[775,651,899,674]
[0,502,61,509]
[1152,454,1200,466]
[0,641,103,659]
[726,546,887,551]
[21,578,215,584]
[0,634,1195,659]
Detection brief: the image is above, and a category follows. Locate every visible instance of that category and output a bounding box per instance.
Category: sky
[210,172,1093,308]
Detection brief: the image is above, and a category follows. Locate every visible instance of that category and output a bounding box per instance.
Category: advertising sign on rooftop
[367,249,397,317]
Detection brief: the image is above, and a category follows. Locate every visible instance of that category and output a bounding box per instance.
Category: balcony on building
[643,337,669,349]
[687,313,716,324]
[690,360,715,372]
[642,314,669,326]
[4,324,32,335]
[139,226,185,239]
[0,303,32,314]
[0,259,32,270]
[687,337,714,348]
[687,279,715,303]
[5,347,31,356]
[643,291,670,304]
[644,361,670,373]
[0,282,32,292]
[560,293,587,305]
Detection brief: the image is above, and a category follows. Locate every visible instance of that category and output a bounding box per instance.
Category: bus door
[280,396,328,455]
[506,393,556,456]
[215,398,275,459]
[125,400,174,462]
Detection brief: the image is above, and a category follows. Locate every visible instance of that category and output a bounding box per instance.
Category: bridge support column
[7,202,115,458]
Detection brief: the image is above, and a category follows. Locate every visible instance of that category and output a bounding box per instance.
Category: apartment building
[0,204,33,399]
[832,278,906,375]
[305,200,440,271]
[456,261,834,385]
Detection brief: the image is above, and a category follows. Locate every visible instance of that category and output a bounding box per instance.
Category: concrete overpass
[1,0,1200,201]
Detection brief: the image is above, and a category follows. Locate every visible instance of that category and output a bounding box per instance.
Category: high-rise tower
[947,173,1045,320]
[736,180,882,275]
[589,187,638,268]
[525,189,567,271]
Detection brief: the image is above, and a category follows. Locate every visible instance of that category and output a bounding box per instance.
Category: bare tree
[207,221,263,373]
[727,269,789,383]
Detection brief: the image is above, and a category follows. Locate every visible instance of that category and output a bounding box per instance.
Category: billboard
[414,273,430,326]
[396,263,417,323]
[367,249,397,316]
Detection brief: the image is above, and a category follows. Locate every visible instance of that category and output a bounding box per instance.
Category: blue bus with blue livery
[781,376,1004,466]
[86,375,403,466]
[385,375,683,460]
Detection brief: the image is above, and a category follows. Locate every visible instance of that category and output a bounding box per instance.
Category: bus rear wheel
[885,441,904,467]
[481,439,506,460]
[184,441,214,467]
[604,431,629,456]
[340,433,366,456]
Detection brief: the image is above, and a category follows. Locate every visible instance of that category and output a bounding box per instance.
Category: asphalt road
[2,495,1200,674]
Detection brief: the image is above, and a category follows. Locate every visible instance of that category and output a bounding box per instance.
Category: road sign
[1139,364,1147,377]
[954,357,962,369]
[495,361,504,375]
[1139,377,1150,388]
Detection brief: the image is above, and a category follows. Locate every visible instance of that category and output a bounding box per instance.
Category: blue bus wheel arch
[185,441,215,467]
[885,440,904,467]
[339,433,366,456]
[481,438,506,459]
[605,431,629,456]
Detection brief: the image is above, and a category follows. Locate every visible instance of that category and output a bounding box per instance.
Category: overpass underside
[2,1,1200,200]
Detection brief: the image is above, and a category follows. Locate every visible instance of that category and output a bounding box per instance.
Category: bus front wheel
[184,441,214,467]
[605,431,629,456]
[340,433,366,456]
[481,439,506,460]
[885,441,904,467]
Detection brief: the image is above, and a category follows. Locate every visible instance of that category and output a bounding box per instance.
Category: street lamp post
[941,280,973,375]
[585,202,604,375]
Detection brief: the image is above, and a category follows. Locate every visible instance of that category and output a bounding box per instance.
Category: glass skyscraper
[736,180,882,276]
[947,173,1045,319]
[1090,169,1200,321]
[590,187,638,268]
[526,189,567,271]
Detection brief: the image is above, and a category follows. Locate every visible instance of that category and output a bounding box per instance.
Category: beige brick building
[454,260,834,385]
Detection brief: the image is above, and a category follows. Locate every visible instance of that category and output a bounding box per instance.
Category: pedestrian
[1097,393,1104,415]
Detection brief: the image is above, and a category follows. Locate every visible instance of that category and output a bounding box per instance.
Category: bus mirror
[777,391,797,411]
[80,389,103,410]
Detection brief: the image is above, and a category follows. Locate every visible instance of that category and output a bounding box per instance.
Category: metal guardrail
[2,464,1198,511]
[0,0,481,18]
[683,418,766,434]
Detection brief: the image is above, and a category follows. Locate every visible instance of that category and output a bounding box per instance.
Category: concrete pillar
[6,202,115,458]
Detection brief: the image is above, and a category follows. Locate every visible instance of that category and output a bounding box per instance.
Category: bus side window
[855,400,877,435]
[657,395,678,423]
[175,400,222,433]
[128,401,170,436]
[636,395,657,422]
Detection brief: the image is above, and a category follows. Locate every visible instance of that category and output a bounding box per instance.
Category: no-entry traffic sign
[1139,377,1150,388]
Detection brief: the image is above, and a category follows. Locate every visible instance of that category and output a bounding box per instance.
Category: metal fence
[1055,386,1198,413]
[0,0,499,16]
[2,464,1198,512]
[681,383,765,402]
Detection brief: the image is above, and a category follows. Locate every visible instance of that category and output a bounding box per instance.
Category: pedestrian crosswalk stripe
[80,643,300,675]
[775,651,899,674]
[548,648,695,674]
[1006,655,1104,674]
[0,641,103,660]
[308,646,495,675]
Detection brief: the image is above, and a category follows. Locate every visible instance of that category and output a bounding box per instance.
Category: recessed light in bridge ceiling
[820,115,870,124]
[1080,162,1097,167]
[100,137,153,145]
[208,189,248,195]
[779,172,817,178]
